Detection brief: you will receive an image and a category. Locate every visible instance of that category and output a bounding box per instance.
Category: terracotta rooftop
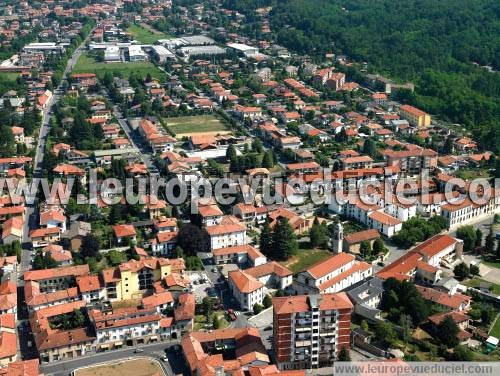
[273,292,353,315]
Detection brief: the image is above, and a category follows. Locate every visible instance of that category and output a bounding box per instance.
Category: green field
[72,53,165,79]
[281,248,333,273]
[490,315,500,337]
[164,115,230,137]
[463,277,500,295]
[0,72,20,81]
[482,259,500,269]
[127,23,169,44]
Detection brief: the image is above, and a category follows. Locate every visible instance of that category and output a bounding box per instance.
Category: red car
[227,309,237,321]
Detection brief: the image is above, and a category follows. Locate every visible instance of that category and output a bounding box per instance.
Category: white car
[162,357,169,363]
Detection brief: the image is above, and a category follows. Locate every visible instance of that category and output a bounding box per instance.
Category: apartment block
[273,293,353,370]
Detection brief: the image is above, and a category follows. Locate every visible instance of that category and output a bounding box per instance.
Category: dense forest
[223,0,500,152]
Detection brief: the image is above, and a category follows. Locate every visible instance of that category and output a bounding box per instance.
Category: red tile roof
[273,292,353,315]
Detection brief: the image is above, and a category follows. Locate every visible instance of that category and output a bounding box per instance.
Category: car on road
[162,357,169,363]
[134,348,143,353]
[226,309,237,321]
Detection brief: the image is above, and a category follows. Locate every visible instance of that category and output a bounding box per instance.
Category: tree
[481,305,495,325]
[470,264,480,276]
[443,136,454,154]
[453,262,470,280]
[263,294,272,308]
[226,144,237,162]
[475,228,483,247]
[177,223,210,256]
[456,226,477,252]
[374,321,397,348]
[252,138,263,153]
[437,316,459,347]
[360,241,372,259]
[202,297,214,316]
[450,345,475,361]
[373,238,385,255]
[337,346,351,361]
[259,220,273,258]
[363,138,377,158]
[80,234,100,259]
[0,125,15,157]
[309,218,328,248]
[272,218,298,260]
[399,314,412,344]
[485,229,495,254]
[212,315,220,329]
[73,309,86,327]
[253,303,263,315]
[262,150,274,168]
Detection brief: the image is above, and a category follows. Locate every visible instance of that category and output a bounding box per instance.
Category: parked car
[227,309,237,322]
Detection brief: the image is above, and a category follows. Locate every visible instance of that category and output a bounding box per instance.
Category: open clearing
[127,23,169,44]
[281,248,332,273]
[75,358,163,376]
[0,72,20,81]
[163,115,231,138]
[73,53,165,80]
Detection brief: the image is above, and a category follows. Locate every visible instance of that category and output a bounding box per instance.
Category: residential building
[245,262,293,290]
[89,305,161,351]
[399,104,431,128]
[273,293,353,370]
[293,253,372,295]
[206,216,247,250]
[228,269,265,311]
[383,148,438,175]
[181,328,270,376]
[377,234,462,283]
[212,244,266,267]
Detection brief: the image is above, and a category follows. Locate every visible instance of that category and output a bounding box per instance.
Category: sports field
[164,115,231,138]
[127,23,169,44]
[72,53,165,80]
[75,358,163,376]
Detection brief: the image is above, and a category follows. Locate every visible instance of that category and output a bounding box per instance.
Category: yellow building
[101,257,172,301]
[399,104,431,128]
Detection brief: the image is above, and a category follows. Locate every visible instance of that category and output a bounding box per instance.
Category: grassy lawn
[0,72,19,81]
[482,259,500,269]
[75,359,163,376]
[72,53,165,80]
[463,277,500,295]
[490,314,500,337]
[194,311,229,331]
[127,23,169,44]
[163,115,231,137]
[281,248,332,273]
[111,299,141,310]
[455,168,491,180]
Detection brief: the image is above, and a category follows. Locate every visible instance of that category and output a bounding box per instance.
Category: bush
[253,303,264,315]
[263,294,272,308]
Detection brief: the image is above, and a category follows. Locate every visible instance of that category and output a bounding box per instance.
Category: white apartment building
[89,306,161,350]
[228,270,264,311]
[294,253,372,295]
[206,216,247,250]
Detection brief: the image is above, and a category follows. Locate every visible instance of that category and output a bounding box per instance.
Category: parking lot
[184,271,214,302]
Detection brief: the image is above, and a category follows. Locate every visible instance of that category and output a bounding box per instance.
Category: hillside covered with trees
[223,0,500,152]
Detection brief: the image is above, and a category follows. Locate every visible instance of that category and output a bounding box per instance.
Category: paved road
[20,31,95,275]
[112,104,155,172]
[41,341,184,376]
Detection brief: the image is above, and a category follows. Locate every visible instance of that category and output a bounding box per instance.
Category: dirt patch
[75,358,163,376]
